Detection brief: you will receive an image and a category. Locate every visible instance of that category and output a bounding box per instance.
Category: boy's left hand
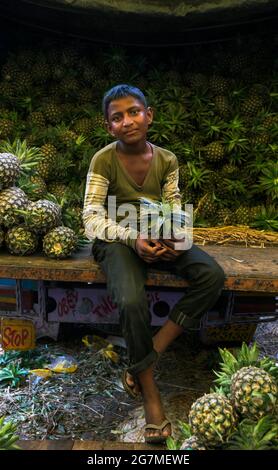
[158,239,183,261]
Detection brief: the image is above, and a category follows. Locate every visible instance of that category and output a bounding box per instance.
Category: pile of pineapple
[0,141,81,258]
[169,342,278,450]
[0,32,277,258]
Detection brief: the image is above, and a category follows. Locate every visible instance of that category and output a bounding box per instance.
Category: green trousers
[92,240,225,376]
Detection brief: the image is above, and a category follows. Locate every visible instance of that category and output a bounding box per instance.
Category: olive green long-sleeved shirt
[83,141,181,250]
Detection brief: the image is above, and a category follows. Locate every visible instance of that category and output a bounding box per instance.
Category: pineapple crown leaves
[258,357,278,383]
[138,196,191,233]
[164,109,192,135]
[17,176,46,198]
[54,124,87,147]
[225,115,246,133]
[186,161,212,190]
[255,162,278,201]
[199,114,226,139]
[0,139,42,176]
[147,114,174,143]
[225,415,278,450]
[224,179,248,196]
[213,342,278,393]
[223,131,249,154]
[91,127,113,147]
[213,342,259,391]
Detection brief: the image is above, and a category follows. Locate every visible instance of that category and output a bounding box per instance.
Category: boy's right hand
[135,237,167,263]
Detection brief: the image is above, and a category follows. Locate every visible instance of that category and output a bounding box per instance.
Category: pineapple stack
[169,342,278,450]
[0,141,81,258]
[0,35,276,239]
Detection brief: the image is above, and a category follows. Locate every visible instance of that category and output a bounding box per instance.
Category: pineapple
[43,226,78,259]
[5,226,38,255]
[28,175,47,200]
[21,199,61,234]
[60,76,79,96]
[189,393,237,448]
[235,206,250,225]
[203,141,225,163]
[185,72,208,90]
[102,46,127,81]
[73,118,94,137]
[209,75,230,96]
[14,71,32,95]
[0,140,42,187]
[230,366,277,420]
[36,143,58,180]
[62,205,85,236]
[55,125,79,148]
[47,182,67,200]
[93,112,106,129]
[213,95,230,118]
[241,94,263,116]
[76,87,94,104]
[250,132,270,147]
[0,118,14,139]
[0,153,21,189]
[42,102,62,124]
[28,111,45,128]
[179,164,190,189]
[0,81,15,100]
[0,187,29,227]
[32,58,52,84]
[216,207,233,226]
[195,193,218,219]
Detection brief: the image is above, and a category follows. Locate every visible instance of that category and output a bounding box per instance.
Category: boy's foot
[143,394,171,443]
[144,418,171,444]
[122,370,141,398]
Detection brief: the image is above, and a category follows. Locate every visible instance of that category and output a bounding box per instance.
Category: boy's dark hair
[102,84,147,121]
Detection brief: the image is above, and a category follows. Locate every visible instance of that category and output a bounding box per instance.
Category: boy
[83,84,224,443]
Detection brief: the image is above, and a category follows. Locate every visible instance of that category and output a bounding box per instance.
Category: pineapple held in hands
[138,196,192,247]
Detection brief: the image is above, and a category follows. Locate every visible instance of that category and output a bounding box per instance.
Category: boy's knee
[117,291,146,313]
[208,262,225,289]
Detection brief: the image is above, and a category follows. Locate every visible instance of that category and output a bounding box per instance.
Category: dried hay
[193,226,278,247]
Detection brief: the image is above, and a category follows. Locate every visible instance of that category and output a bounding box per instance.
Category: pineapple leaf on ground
[166,436,180,450]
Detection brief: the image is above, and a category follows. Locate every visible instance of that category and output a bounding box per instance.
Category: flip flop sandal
[144,418,171,444]
[121,369,140,399]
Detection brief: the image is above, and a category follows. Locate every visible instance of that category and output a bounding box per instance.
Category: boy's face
[106,96,153,144]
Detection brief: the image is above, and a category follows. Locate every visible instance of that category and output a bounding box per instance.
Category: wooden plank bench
[0,245,277,293]
[18,439,164,450]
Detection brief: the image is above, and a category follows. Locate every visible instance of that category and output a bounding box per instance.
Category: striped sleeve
[161,154,181,209]
[83,156,138,250]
